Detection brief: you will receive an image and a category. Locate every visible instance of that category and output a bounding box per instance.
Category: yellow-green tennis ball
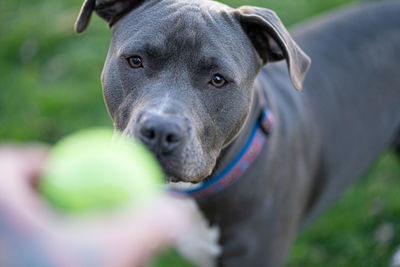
[40,128,164,213]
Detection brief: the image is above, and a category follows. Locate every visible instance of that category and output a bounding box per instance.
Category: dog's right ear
[75,0,143,34]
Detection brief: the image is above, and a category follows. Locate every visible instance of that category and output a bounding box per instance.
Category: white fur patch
[167,181,203,191]
[174,197,221,267]
[391,246,400,267]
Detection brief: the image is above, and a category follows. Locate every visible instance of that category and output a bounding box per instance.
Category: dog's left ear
[75,0,143,34]
[232,6,311,91]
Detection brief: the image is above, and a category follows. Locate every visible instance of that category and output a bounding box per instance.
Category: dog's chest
[168,183,221,267]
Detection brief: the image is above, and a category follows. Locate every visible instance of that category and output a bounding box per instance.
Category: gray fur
[75,0,400,266]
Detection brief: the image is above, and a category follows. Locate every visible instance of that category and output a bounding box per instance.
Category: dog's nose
[137,114,184,155]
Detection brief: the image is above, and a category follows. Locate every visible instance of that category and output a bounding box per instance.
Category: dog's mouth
[165,173,202,184]
[157,154,216,184]
[163,167,210,184]
[149,142,216,184]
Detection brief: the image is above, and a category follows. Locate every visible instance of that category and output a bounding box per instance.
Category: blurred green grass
[288,152,400,267]
[0,0,111,142]
[1,0,399,266]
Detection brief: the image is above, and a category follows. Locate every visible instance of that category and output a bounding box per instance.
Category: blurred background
[0,0,399,266]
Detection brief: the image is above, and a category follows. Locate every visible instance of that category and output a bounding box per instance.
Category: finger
[0,144,49,182]
[62,195,197,267]
[114,195,196,267]
[0,144,54,229]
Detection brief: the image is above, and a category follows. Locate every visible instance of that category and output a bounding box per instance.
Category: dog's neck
[171,83,273,197]
[211,85,266,176]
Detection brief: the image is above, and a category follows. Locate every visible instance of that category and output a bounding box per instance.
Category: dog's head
[75,0,310,183]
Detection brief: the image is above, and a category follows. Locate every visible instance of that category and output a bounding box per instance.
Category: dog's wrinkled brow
[142,43,170,62]
[197,56,221,72]
[196,56,235,78]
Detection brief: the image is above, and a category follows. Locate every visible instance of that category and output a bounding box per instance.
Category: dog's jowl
[75,0,400,266]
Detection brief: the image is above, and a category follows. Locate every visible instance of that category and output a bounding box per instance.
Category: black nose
[137,114,184,155]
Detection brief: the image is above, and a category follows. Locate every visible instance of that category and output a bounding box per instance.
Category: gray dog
[75,0,400,266]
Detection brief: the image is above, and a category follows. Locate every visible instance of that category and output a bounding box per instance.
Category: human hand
[0,144,195,267]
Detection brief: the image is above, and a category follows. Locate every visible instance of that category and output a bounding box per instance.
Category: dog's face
[75,0,310,183]
[102,0,260,182]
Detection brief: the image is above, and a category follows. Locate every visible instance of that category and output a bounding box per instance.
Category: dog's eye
[127,56,143,68]
[210,74,226,87]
